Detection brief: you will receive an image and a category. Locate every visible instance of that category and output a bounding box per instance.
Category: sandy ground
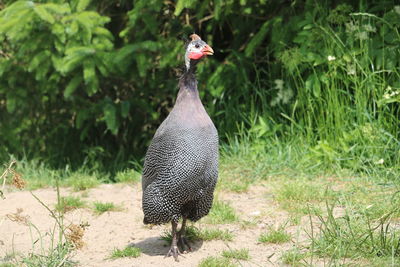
[0,183,310,266]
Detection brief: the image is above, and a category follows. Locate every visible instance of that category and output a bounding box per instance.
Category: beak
[202,44,214,56]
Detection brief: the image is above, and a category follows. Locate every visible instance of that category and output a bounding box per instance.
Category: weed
[6,208,29,225]
[198,256,237,267]
[280,248,306,266]
[22,244,75,267]
[289,215,302,225]
[161,225,201,243]
[161,225,233,242]
[1,161,24,198]
[65,223,87,249]
[200,228,234,241]
[259,225,291,244]
[65,173,100,191]
[310,200,400,259]
[23,180,76,266]
[55,196,86,213]
[0,252,18,267]
[206,200,238,224]
[222,248,250,260]
[9,158,62,190]
[110,246,141,259]
[93,201,121,214]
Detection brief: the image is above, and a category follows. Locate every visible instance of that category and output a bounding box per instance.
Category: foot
[166,244,182,261]
[177,234,192,253]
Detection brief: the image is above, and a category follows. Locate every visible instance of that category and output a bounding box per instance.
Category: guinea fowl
[141,34,218,261]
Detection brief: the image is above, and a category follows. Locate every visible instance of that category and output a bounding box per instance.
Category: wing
[142,124,218,192]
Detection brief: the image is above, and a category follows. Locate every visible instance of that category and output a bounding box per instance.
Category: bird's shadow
[131,237,204,256]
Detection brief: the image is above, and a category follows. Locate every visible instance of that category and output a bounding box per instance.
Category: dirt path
[0,183,308,266]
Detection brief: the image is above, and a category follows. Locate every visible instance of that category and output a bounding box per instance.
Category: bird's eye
[195,44,200,49]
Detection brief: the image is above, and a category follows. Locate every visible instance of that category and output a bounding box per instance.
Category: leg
[165,221,181,261]
[177,217,192,252]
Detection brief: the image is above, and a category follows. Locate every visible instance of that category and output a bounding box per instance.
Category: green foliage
[206,200,238,224]
[110,246,141,259]
[198,256,237,267]
[199,228,233,241]
[258,225,291,244]
[280,248,306,266]
[65,172,100,191]
[92,201,121,214]
[311,200,400,259]
[273,179,331,215]
[221,248,250,260]
[161,225,233,242]
[55,196,86,213]
[0,0,399,182]
[114,169,141,183]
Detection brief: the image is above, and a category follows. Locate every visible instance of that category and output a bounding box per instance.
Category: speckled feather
[142,72,219,225]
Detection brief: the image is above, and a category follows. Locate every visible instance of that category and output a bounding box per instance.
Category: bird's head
[185,34,214,71]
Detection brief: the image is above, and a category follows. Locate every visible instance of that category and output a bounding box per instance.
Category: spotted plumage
[141,34,217,261]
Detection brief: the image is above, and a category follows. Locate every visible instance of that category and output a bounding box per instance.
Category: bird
[141,34,218,261]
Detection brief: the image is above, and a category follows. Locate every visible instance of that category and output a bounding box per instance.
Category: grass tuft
[280,248,306,265]
[273,179,331,215]
[161,225,233,242]
[114,169,141,183]
[198,256,237,267]
[310,200,400,259]
[110,246,141,259]
[200,228,234,241]
[22,244,75,266]
[222,248,250,260]
[65,173,100,191]
[92,201,121,214]
[259,225,291,244]
[207,200,238,224]
[55,196,86,213]
[161,225,201,242]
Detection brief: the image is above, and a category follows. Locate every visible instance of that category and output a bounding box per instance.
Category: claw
[177,234,192,253]
[165,245,182,261]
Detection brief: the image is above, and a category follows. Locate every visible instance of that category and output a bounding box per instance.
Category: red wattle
[188,51,204,60]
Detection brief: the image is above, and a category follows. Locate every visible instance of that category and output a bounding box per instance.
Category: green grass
[161,225,234,242]
[199,228,234,241]
[198,256,237,267]
[8,158,62,190]
[64,173,100,191]
[258,226,291,244]
[55,196,86,213]
[19,184,76,267]
[206,200,239,224]
[280,248,306,266]
[114,169,141,183]
[22,245,75,267]
[161,225,200,242]
[273,179,331,215]
[222,248,250,260]
[310,200,400,260]
[92,201,121,214]
[0,252,18,267]
[217,160,254,193]
[110,246,141,259]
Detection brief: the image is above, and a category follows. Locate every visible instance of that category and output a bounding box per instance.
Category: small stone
[250,211,261,216]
